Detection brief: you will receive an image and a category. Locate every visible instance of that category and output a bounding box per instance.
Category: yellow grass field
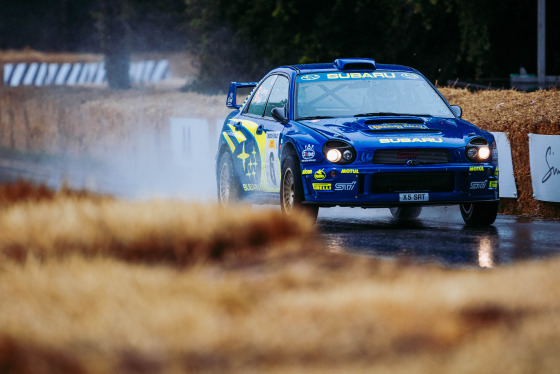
[0,181,560,373]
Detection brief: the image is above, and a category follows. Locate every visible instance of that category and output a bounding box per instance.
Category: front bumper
[301,163,499,207]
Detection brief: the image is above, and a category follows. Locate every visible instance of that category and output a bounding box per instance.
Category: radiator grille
[373,148,450,164]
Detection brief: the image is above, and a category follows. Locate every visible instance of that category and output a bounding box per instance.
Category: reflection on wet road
[317,206,560,268]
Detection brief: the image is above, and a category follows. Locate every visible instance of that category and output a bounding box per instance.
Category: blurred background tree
[97,0,131,89]
[0,0,557,92]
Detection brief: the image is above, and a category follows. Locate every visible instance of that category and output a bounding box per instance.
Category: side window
[246,75,277,116]
[264,75,289,118]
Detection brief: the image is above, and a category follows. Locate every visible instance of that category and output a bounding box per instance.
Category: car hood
[297,116,482,148]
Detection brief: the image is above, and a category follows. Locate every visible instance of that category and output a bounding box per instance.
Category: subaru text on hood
[216,58,499,225]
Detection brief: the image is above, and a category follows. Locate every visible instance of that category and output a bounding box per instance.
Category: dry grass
[0,179,105,207]
[0,182,314,266]
[440,87,560,218]
[0,181,559,373]
[1,232,560,373]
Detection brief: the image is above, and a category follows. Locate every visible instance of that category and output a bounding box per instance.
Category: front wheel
[389,206,422,219]
[217,152,241,206]
[280,155,319,221]
[460,201,499,226]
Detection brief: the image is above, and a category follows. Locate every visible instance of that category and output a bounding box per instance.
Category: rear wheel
[217,152,241,206]
[280,154,319,221]
[389,206,422,219]
[460,201,499,226]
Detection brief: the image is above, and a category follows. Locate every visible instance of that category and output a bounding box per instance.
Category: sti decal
[335,182,357,191]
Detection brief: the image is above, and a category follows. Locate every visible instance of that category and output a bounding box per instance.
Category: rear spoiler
[226,81,258,109]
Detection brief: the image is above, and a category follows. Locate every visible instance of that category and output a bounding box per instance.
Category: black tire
[280,154,319,221]
[460,201,499,226]
[389,206,422,219]
[217,151,241,206]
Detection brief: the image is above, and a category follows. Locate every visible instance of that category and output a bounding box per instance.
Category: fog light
[329,170,337,177]
[326,149,342,162]
[478,146,490,160]
[467,147,478,160]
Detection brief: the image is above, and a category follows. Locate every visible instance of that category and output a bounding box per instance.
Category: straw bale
[441,88,560,218]
[0,184,316,266]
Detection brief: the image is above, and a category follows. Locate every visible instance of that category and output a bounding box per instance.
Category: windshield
[295,72,455,120]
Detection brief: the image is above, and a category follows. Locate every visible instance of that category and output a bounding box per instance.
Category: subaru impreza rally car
[216,58,499,225]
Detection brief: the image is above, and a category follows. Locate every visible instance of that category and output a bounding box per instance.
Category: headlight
[465,137,491,162]
[326,149,342,162]
[478,146,490,160]
[322,140,356,165]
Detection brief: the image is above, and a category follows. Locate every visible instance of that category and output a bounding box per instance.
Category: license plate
[399,193,429,202]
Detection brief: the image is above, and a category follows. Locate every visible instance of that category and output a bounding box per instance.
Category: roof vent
[334,58,376,71]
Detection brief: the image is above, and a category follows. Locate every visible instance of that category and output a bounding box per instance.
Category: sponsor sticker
[302,144,316,161]
[341,169,359,174]
[327,72,396,80]
[489,181,498,188]
[369,124,428,130]
[401,73,419,79]
[243,183,259,191]
[470,181,488,190]
[302,169,312,175]
[379,137,442,143]
[397,151,419,160]
[265,131,281,188]
[335,181,357,191]
[314,169,326,180]
[296,72,422,83]
[312,183,331,191]
[469,166,484,171]
[300,74,320,81]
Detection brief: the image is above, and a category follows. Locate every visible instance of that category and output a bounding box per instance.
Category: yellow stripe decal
[227,124,247,143]
[222,132,236,153]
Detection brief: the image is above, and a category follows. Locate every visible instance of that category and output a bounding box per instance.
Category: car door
[229,74,277,193]
[260,74,290,192]
[228,74,289,194]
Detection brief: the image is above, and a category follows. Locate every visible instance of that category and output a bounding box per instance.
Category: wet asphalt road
[2,162,558,269]
[317,206,560,268]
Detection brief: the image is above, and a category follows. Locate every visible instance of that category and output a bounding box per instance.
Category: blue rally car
[216,58,499,225]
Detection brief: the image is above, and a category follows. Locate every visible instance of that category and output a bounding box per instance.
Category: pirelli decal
[312,183,331,191]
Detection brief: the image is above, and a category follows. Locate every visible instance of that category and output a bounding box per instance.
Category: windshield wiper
[354,112,433,118]
[296,115,335,120]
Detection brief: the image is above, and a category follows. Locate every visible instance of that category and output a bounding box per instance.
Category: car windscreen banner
[296,72,421,83]
[529,133,560,202]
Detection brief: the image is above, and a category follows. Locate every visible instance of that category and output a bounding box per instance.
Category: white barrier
[491,132,518,198]
[170,118,222,167]
[3,60,169,86]
[529,134,560,202]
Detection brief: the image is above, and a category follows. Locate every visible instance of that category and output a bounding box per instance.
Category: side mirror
[450,105,462,118]
[271,106,288,124]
